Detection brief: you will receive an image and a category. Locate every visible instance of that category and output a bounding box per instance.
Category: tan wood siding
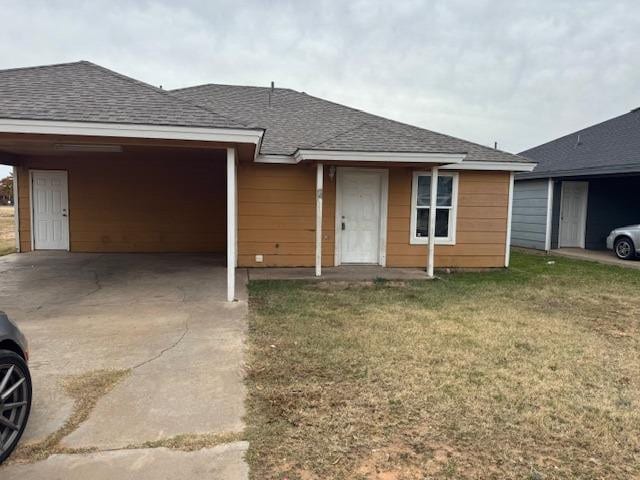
[238,165,508,269]
[17,151,226,253]
[17,155,510,269]
[237,163,336,267]
[386,169,509,268]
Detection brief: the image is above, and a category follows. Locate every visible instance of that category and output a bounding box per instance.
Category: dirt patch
[316,281,375,290]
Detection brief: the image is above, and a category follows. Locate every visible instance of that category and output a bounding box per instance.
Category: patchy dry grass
[245,252,640,479]
[10,369,130,463]
[130,431,244,451]
[0,206,15,256]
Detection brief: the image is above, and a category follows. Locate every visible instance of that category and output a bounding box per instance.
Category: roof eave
[0,118,264,145]
[517,163,640,180]
[256,151,536,171]
[254,150,467,165]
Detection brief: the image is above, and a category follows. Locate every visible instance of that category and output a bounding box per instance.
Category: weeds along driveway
[0,252,249,479]
[245,252,640,480]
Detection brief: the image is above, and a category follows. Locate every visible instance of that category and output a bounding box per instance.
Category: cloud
[0,0,639,167]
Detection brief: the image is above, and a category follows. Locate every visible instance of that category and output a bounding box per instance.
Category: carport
[0,62,264,301]
[552,174,640,250]
[1,131,259,302]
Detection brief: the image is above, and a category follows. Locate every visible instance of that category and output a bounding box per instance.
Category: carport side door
[31,170,70,250]
[559,181,588,248]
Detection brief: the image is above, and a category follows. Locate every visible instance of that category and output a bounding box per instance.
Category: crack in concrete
[82,270,103,298]
[132,314,190,370]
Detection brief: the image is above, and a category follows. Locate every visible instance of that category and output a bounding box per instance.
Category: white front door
[32,170,69,250]
[559,181,588,248]
[339,169,385,264]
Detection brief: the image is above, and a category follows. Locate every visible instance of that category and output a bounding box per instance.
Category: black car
[0,312,31,464]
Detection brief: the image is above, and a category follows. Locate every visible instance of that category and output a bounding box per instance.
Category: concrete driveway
[0,252,248,479]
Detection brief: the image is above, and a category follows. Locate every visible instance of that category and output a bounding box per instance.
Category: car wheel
[614,237,635,260]
[0,350,32,464]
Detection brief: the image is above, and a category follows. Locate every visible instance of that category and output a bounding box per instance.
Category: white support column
[544,178,554,252]
[226,148,237,302]
[427,166,438,278]
[12,166,20,252]
[505,171,515,267]
[315,163,323,276]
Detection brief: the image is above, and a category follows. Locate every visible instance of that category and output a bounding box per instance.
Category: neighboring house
[513,108,640,251]
[0,61,534,300]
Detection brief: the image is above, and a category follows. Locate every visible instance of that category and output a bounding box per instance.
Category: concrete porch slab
[245,265,430,281]
[1,442,249,480]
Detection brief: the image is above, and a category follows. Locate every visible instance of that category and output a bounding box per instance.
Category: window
[410,171,458,245]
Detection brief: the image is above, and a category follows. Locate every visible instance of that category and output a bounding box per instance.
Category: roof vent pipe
[575,134,582,147]
[268,81,274,106]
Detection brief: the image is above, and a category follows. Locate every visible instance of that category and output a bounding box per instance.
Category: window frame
[409,171,459,245]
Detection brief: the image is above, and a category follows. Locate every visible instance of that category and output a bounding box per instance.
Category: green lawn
[245,251,640,479]
[0,206,16,255]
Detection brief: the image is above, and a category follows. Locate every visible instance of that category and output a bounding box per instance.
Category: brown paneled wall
[236,164,508,269]
[386,169,509,268]
[18,150,226,252]
[237,163,336,267]
[17,154,509,268]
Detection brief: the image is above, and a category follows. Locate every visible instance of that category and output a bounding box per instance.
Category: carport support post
[315,163,323,277]
[227,148,237,302]
[427,166,439,278]
[12,166,20,252]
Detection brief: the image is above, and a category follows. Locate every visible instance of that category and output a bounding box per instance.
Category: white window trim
[410,171,458,246]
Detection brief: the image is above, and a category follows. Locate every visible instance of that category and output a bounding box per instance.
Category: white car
[606,225,640,260]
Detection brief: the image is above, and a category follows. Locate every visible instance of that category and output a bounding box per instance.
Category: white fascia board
[255,154,298,164]
[294,150,466,164]
[440,160,536,172]
[0,119,264,145]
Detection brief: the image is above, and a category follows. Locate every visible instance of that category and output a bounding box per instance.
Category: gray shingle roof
[0,60,532,164]
[171,83,529,162]
[519,109,640,179]
[0,61,246,129]
[307,122,456,153]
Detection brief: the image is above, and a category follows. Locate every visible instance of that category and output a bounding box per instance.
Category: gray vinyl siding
[512,179,550,250]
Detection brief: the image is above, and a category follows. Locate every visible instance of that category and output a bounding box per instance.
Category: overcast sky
[1,0,639,177]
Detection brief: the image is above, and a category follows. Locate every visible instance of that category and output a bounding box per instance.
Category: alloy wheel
[616,240,632,259]
[0,363,29,455]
